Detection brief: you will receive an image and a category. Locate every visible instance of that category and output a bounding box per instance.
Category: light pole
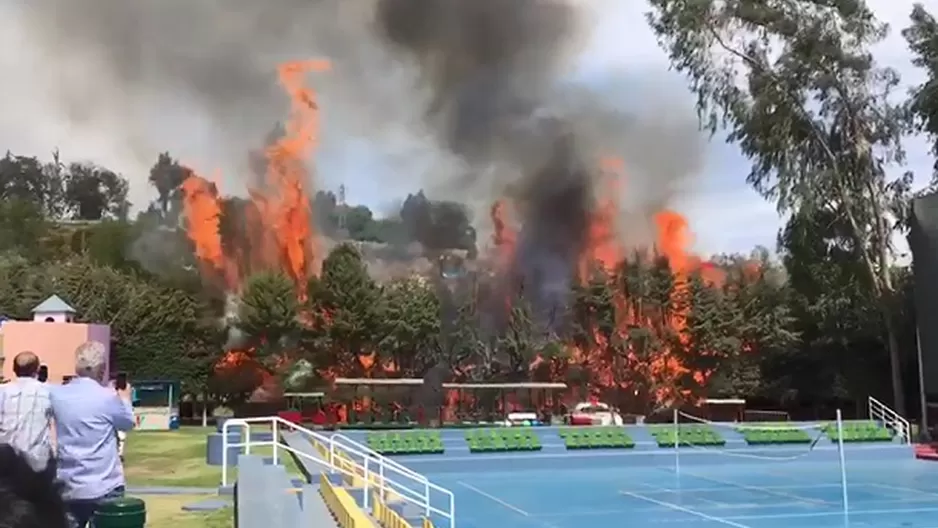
[917,326,929,441]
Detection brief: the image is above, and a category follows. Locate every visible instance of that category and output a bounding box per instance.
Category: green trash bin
[93,497,146,528]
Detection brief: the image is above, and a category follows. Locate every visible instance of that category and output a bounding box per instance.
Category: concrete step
[302,484,339,528]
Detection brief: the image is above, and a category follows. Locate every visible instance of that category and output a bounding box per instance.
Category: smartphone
[37,365,48,383]
[115,372,128,390]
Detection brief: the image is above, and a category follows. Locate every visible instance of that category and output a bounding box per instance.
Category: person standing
[51,341,134,528]
[0,351,55,480]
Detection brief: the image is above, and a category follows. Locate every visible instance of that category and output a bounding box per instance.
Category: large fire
[180,60,730,412]
[487,156,725,409]
[181,60,329,386]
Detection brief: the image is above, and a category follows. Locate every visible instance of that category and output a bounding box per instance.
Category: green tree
[0,256,223,393]
[63,163,130,220]
[312,243,383,374]
[648,0,913,412]
[148,152,190,219]
[905,4,938,176]
[79,220,140,271]
[570,267,620,400]
[0,151,65,218]
[0,200,49,260]
[776,209,893,409]
[684,271,743,397]
[379,278,441,376]
[238,271,301,364]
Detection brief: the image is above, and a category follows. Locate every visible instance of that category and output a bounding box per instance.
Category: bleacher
[366,431,445,455]
[278,426,450,528]
[464,428,542,452]
[558,427,635,449]
[648,424,726,447]
[738,425,813,445]
[824,420,894,442]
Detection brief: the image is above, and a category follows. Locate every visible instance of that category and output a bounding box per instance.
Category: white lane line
[457,481,531,517]
[619,490,753,528]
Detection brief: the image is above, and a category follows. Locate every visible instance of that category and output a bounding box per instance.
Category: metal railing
[869,396,911,444]
[221,417,455,528]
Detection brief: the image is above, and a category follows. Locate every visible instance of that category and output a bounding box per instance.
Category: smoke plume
[8,0,418,202]
[7,0,704,281]
[374,0,702,321]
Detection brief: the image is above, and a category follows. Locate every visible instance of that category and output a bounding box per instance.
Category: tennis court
[415,447,938,528]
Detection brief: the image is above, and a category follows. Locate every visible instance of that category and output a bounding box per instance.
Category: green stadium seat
[465,428,543,453]
[558,427,634,450]
[365,430,445,455]
[821,421,893,443]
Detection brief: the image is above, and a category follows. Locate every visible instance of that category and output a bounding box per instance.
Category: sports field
[367,427,935,528]
[408,448,933,528]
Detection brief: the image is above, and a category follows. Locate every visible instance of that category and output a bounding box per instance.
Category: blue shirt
[51,377,135,500]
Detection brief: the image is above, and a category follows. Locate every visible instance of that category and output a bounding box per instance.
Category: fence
[869,396,911,444]
[222,416,455,528]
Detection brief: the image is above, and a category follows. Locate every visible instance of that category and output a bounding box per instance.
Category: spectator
[51,341,134,528]
[0,351,55,480]
[0,444,69,528]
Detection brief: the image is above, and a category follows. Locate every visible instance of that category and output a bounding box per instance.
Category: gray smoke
[10,0,421,203]
[9,0,704,287]
[374,0,702,321]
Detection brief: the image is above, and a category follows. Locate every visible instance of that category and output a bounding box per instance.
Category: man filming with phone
[52,341,134,528]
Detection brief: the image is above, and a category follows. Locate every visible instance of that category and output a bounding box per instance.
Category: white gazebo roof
[32,295,76,314]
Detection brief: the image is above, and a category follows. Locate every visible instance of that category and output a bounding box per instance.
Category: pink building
[0,295,110,384]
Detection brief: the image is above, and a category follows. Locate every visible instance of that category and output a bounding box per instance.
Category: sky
[0,0,932,259]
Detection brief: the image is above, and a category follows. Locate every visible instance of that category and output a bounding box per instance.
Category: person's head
[74,341,107,382]
[11,352,40,379]
[0,445,68,528]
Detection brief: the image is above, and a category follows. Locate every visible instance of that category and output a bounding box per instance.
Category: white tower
[32,295,76,323]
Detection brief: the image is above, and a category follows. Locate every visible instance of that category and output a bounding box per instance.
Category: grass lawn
[124,426,303,488]
[144,495,232,528]
[123,426,305,528]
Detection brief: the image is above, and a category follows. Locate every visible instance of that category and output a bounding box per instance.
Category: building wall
[1,322,111,384]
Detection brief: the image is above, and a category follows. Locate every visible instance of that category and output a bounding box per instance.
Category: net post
[673,408,680,476]
[836,409,849,517]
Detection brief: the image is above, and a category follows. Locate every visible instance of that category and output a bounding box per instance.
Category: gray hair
[74,341,107,380]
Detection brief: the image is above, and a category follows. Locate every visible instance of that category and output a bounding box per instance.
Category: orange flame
[180,59,330,381]
[490,199,517,271]
[554,156,728,408]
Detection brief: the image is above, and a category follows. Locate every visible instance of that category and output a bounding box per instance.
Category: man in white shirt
[0,351,55,479]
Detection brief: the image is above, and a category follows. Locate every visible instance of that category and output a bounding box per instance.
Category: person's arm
[108,394,135,432]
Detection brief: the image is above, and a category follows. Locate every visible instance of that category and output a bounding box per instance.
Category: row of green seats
[465,429,542,453]
[558,427,635,449]
[823,421,893,442]
[649,425,726,447]
[366,431,444,455]
[739,427,812,445]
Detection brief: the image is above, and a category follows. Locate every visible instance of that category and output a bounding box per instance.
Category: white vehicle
[567,402,624,426]
[501,410,540,426]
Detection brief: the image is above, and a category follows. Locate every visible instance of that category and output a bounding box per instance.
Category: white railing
[869,396,911,444]
[221,417,455,528]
